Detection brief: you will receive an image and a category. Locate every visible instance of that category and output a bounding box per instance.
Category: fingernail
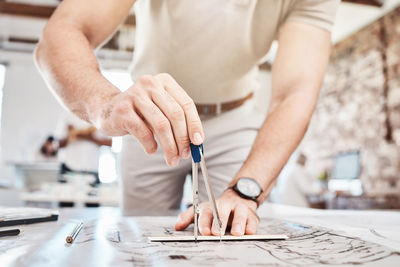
[182,148,190,158]
[193,132,203,144]
[169,156,179,166]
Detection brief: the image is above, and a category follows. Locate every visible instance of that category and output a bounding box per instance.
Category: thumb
[174,208,194,231]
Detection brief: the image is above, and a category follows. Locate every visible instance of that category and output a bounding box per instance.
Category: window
[0,64,6,133]
[101,69,133,92]
[98,146,117,184]
[97,69,132,183]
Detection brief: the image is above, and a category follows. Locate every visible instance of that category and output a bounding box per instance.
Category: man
[35,0,339,236]
[40,113,112,174]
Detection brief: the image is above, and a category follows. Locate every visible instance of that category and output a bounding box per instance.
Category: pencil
[66,222,83,243]
[0,229,20,237]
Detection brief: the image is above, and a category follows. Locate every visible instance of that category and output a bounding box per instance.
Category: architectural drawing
[1,216,399,267]
[87,217,400,266]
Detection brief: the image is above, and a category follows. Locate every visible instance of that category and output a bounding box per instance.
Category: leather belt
[195,92,254,116]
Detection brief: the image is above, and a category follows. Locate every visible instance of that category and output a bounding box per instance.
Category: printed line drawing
[1,216,399,266]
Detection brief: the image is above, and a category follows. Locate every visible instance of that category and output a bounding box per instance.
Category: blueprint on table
[1,216,399,267]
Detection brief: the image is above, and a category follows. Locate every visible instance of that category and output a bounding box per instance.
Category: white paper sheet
[1,215,399,267]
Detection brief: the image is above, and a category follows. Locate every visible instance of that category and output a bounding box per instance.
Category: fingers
[131,87,179,166]
[198,205,213,235]
[245,211,260,235]
[141,101,178,166]
[149,85,191,159]
[122,108,157,154]
[132,75,190,166]
[122,73,204,166]
[174,208,194,231]
[156,73,205,145]
[193,199,259,236]
[99,98,158,154]
[211,202,231,236]
[230,204,248,236]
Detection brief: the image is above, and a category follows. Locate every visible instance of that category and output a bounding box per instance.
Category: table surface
[1,203,399,267]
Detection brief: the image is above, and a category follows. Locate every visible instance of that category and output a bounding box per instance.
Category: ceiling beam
[0,1,56,19]
[0,1,135,25]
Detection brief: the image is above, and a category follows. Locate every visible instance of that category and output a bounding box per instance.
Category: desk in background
[10,162,119,208]
[20,182,119,208]
[306,192,400,209]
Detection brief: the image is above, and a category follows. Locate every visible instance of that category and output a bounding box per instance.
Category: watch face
[237,178,261,198]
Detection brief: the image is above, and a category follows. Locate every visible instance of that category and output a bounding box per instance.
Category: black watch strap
[231,178,263,206]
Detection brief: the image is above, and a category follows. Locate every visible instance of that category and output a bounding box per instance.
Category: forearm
[34,23,119,124]
[176,22,332,236]
[232,89,318,202]
[90,137,113,147]
[230,22,330,203]
[58,137,69,148]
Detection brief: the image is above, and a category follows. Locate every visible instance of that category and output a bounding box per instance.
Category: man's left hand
[174,189,259,236]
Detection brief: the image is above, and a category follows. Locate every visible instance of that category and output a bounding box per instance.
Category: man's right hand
[95,73,204,166]
[35,0,204,166]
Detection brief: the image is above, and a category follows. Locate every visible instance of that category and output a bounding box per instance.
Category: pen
[0,229,20,237]
[66,221,83,243]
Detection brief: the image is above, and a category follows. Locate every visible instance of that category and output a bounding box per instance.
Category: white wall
[0,50,67,182]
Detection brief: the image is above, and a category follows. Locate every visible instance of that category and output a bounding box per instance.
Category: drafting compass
[149,143,288,243]
[190,143,222,242]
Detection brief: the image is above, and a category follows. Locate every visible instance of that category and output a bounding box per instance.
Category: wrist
[228,177,264,207]
[87,88,120,128]
[231,159,273,206]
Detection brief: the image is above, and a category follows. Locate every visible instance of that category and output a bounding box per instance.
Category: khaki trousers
[120,99,264,212]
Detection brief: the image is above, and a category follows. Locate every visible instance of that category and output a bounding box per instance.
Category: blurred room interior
[0,0,400,211]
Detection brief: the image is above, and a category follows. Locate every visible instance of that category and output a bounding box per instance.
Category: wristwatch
[231,177,263,204]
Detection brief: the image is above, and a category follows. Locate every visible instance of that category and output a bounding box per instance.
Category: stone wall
[299,6,400,195]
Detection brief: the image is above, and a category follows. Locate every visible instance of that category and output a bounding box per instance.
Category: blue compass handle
[190,143,204,163]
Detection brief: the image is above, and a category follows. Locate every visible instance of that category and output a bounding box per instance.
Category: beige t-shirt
[131,0,339,104]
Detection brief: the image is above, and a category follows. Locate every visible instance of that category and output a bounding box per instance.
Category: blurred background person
[40,113,111,180]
